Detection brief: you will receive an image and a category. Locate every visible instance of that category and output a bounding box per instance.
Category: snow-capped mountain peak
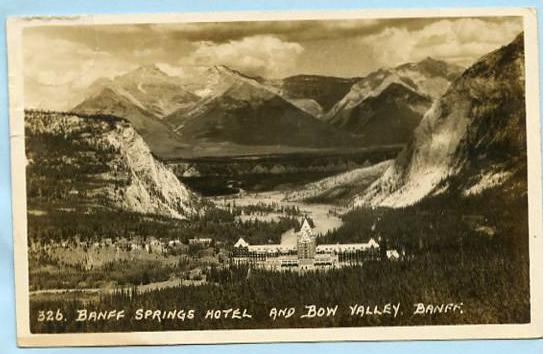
[75,63,200,120]
[122,64,170,79]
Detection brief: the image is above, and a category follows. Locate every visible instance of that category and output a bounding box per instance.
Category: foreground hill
[353,33,526,207]
[325,58,463,144]
[25,110,198,219]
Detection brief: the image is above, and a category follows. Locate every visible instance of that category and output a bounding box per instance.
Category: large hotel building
[231,218,402,271]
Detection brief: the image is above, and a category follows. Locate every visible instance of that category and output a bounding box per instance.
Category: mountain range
[72,58,462,158]
[354,32,526,208]
[164,65,355,149]
[290,33,526,208]
[29,32,526,220]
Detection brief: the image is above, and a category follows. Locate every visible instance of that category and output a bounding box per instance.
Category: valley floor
[26,150,531,333]
[28,189,346,299]
[211,190,345,236]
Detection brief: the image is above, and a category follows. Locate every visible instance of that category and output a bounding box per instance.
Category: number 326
[37,309,64,322]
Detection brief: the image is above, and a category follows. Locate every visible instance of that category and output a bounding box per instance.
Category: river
[211,191,345,242]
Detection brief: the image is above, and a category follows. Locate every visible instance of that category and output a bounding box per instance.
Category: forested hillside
[25,110,199,219]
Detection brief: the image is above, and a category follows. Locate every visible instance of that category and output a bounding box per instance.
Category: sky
[22,16,523,109]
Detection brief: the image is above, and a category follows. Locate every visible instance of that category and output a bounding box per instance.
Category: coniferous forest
[29,172,530,332]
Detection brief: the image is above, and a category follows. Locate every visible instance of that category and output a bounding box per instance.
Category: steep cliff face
[103,122,198,218]
[25,111,198,219]
[353,33,526,208]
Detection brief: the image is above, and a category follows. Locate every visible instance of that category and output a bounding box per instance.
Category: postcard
[6,7,542,346]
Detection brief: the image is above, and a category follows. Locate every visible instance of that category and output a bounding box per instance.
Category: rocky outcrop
[25,111,198,219]
[104,122,198,218]
[352,33,526,208]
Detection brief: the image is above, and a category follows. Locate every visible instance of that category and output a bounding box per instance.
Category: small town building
[189,237,212,247]
[168,239,184,248]
[386,249,401,261]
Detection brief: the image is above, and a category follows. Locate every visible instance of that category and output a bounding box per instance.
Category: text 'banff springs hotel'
[231,218,405,271]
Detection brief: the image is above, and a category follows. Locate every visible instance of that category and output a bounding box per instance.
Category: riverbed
[211,191,345,238]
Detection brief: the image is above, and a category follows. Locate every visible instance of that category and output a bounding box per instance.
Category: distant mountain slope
[83,65,200,118]
[165,65,273,130]
[166,66,358,148]
[325,58,463,143]
[353,33,526,208]
[173,66,337,119]
[25,110,199,219]
[285,98,325,118]
[393,57,464,98]
[74,65,361,156]
[269,75,361,117]
[335,83,432,145]
[72,87,187,157]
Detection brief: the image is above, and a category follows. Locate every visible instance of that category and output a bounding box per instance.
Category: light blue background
[0,0,542,353]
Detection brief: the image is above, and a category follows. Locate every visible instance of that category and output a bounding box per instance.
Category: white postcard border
[6,7,542,347]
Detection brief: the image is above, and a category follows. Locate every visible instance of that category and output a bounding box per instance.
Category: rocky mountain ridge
[352,33,526,208]
[72,58,465,158]
[25,110,199,219]
[83,64,200,118]
[164,65,358,149]
[286,33,526,208]
[323,58,464,144]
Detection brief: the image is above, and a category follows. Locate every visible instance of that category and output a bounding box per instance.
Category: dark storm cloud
[162,19,386,42]
[152,17,519,43]
[33,18,432,46]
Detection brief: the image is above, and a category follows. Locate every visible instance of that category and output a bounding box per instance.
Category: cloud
[21,17,523,108]
[160,19,386,43]
[23,32,133,109]
[156,63,185,77]
[184,35,304,77]
[361,18,523,68]
[24,37,93,86]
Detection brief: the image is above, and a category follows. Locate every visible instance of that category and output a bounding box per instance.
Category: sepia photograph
[7,8,541,346]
